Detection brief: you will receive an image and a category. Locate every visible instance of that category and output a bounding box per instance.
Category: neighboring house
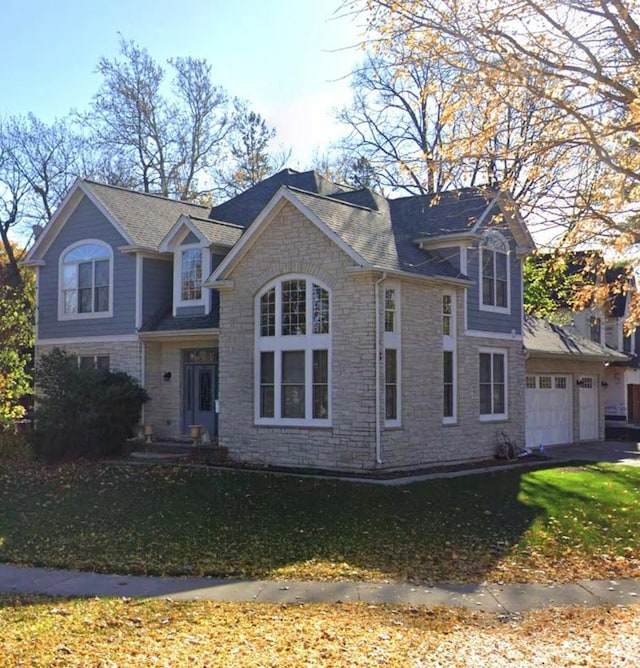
[24,169,537,472]
[523,315,627,448]
[529,255,640,438]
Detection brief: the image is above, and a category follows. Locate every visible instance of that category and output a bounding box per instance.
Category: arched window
[480,231,509,311]
[256,276,331,425]
[60,241,112,318]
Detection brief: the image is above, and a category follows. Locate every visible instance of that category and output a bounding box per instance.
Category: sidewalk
[1,564,639,613]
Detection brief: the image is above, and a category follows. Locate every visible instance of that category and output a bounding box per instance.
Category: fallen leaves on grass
[0,595,639,667]
[0,461,639,585]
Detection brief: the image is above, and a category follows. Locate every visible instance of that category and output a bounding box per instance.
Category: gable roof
[82,181,210,248]
[523,314,628,361]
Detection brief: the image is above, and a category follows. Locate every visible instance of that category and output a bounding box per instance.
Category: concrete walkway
[1,564,639,612]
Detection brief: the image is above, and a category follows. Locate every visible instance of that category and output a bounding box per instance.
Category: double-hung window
[60,241,112,319]
[383,283,401,426]
[256,276,331,425]
[479,349,507,420]
[480,231,509,312]
[181,248,202,301]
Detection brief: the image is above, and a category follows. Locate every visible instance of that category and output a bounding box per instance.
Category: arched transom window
[60,241,112,318]
[256,276,331,425]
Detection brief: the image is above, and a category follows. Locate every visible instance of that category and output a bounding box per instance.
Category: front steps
[127,438,229,465]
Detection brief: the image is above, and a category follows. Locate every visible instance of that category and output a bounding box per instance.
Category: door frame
[182,348,219,436]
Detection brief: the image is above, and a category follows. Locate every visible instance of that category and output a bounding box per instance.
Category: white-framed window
[78,355,110,371]
[384,282,401,426]
[479,348,507,420]
[479,231,509,313]
[442,291,456,423]
[181,248,202,301]
[59,240,113,320]
[256,276,331,425]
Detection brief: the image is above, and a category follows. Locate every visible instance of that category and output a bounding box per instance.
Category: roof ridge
[193,215,245,230]
[82,179,210,210]
[285,185,381,213]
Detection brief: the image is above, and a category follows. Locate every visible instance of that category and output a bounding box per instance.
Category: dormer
[159,214,243,317]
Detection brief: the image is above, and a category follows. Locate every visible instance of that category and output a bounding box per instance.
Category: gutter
[374,272,387,465]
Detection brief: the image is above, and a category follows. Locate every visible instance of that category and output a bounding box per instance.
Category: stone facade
[36,339,143,381]
[217,201,527,472]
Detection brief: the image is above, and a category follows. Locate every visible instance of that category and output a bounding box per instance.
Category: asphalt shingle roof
[523,314,628,360]
[83,181,211,248]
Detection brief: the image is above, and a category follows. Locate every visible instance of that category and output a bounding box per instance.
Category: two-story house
[24,169,536,472]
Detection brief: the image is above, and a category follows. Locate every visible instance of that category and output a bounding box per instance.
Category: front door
[183,349,218,437]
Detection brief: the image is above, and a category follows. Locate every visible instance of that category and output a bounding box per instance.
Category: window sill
[479,304,510,315]
[58,311,113,321]
[479,414,508,423]
[254,420,333,429]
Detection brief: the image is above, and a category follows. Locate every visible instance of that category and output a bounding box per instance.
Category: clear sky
[0,0,365,166]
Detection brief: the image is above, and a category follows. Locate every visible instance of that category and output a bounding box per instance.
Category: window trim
[479,231,510,314]
[383,281,401,427]
[479,347,508,421]
[254,275,332,427]
[442,291,457,424]
[58,240,113,321]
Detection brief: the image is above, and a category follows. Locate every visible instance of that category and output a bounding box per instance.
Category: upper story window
[256,276,331,425]
[589,315,602,344]
[480,231,509,312]
[60,241,112,319]
[181,248,202,301]
[384,287,397,333]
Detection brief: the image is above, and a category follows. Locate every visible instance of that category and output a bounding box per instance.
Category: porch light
[163,371,172,381]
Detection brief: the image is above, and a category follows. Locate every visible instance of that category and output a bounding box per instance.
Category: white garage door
[578,376,599,440]
[525,375,572,447]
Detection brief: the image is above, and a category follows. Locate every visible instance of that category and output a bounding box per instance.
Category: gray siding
[434,246,461,273]
[181,231,200,245]
[142,257,172,325]
[466,228,523,335]
[38,196,136,340]
[176,305,206,317]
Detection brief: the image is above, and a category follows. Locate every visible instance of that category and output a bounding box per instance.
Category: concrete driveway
[545,440,640,466]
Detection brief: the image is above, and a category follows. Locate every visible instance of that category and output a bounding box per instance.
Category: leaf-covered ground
[1,595,639,667]
[0,460,639,584]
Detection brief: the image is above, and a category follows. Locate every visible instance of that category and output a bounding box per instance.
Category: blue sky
[1,0,364,166]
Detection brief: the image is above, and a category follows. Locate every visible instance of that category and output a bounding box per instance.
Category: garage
[525,374,572,447]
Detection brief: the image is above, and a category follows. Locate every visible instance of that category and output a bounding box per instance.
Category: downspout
[140,339,146,425]
[374,272,387,465]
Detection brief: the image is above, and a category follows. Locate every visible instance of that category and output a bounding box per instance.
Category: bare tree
[337,37,576,237]
[0,115,85,286]
[220,100,289,197]
[85,38,231,201]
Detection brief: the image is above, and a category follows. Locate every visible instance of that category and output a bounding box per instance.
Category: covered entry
[525,374,572,447]
[183,348,218,437]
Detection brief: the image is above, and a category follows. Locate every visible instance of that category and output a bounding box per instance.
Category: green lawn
[0,460,638,583]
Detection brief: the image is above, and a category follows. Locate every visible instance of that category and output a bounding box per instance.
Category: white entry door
[525,375,572,447]
[578,376,599,440]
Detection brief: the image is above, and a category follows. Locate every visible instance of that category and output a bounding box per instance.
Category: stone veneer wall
[380,287,526,469]
[217,201,527,472]
[217,201,378,470]
[36,340,143,381]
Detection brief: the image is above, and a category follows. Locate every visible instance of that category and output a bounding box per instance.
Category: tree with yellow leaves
[349,0,640,248]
